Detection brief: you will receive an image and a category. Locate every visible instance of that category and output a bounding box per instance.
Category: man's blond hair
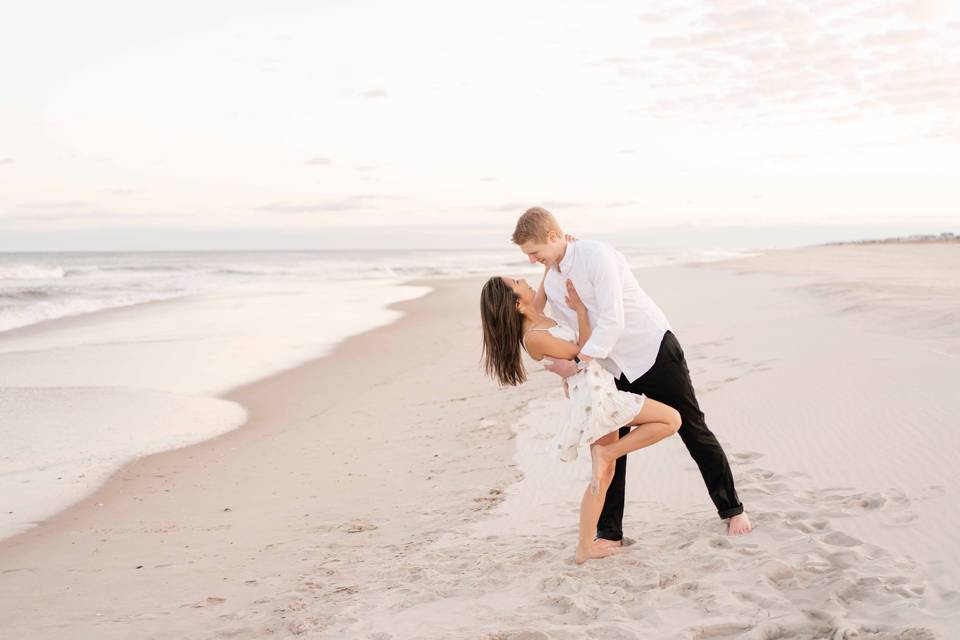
[512,207,562,245]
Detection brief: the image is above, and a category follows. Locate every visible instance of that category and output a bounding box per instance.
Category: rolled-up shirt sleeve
[579,247,626,359]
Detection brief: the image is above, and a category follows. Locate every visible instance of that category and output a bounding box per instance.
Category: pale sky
[1,0,959,249]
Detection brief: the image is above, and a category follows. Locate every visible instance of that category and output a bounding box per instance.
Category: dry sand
[1,243,958,639]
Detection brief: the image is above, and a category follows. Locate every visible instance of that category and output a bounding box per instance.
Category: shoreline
[0,245,762,340]
[0,274,536,638]
[2,244,958,638]
[0,246,763,545]
[0,275,434,543]
[0,276,442,546]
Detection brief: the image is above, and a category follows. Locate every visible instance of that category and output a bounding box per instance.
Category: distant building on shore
[828,232,957,246]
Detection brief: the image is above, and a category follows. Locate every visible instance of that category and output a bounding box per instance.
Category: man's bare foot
[726,512,753,536]
[593,537,623,548]
[575,541,620,564]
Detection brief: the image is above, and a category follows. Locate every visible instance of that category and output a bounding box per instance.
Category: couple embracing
[481,207,751,565]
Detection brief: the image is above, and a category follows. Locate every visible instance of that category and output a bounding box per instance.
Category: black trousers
[596,331,743,541]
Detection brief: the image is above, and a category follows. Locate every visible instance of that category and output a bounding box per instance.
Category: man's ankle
[594,537,623,547]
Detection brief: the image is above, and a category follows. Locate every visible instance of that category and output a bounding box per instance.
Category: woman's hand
[544,358,578,378]
[564,279,585,312]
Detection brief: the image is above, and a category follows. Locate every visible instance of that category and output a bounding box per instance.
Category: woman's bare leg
[595,397,681,467]
[583,399,682,553]
[574,399,681,563]
[576,432,619,564]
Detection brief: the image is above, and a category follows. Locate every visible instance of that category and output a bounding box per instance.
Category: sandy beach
[1,243,958,639]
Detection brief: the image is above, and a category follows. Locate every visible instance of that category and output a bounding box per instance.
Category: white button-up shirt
[544,239,671,382]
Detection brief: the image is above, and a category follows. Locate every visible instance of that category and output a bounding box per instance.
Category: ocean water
[0,247,754,541]
[0,250,528,333]
[0,248,752,333]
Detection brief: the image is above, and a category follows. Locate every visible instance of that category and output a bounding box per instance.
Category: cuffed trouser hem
[718,504,744,519]
[595,530,623,542]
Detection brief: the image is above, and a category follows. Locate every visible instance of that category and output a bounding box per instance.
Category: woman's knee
[668,408,682,434]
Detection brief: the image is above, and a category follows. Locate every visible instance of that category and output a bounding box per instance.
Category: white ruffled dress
[530,323,646,462]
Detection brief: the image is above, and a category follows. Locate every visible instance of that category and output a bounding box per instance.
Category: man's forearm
[579,321,624,359]
[576,309,592,352]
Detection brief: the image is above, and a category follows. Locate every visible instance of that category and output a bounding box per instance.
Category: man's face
[519,231,564,268]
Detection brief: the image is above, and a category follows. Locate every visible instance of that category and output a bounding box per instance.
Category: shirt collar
[556,240,576,274]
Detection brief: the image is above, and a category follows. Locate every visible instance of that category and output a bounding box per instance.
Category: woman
[480,274,681,564]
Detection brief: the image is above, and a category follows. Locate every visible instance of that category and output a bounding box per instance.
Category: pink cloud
[592,0,959,137]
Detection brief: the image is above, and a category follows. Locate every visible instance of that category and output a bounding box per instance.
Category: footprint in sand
[690,622,753,639]
[540,574,579,594]
[919,484,946,499]
[585,625,640,639]
[823,548,862,569]
[730,451,764,464]
[187,596,226,608]
[822,531,862,547]
[708,536,732,549]
[784,517,830,534]
[487,631,551,640]
[341,520,378,533]
[657,572,680,589]
[752,481,790,495]
[879,512,919,528]
[840,492,888,510]
[542,594,598,623]
[765,561,798,589]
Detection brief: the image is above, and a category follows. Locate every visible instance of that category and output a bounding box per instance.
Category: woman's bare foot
[575,541,620,564]
[726,512,753,536]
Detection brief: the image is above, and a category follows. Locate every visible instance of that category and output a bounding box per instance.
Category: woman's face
[501,276,535,307]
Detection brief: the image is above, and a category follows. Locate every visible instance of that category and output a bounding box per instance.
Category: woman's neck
[522,310,552,330]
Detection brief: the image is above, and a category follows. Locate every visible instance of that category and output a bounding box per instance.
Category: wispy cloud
[4,209,153,224]
[594,0,960,135]
[491,201,586,213]
[21,200,92,210]
[102,187,146,196]
[1,0,955,246]
[861,28,933,46]
[636,12,672,24]
[254,194,406,214]
[589,56,645,79]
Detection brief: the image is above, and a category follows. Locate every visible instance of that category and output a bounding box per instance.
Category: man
[513,206,752,539]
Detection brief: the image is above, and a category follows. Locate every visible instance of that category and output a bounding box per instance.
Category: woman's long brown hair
[480,276,527,386]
